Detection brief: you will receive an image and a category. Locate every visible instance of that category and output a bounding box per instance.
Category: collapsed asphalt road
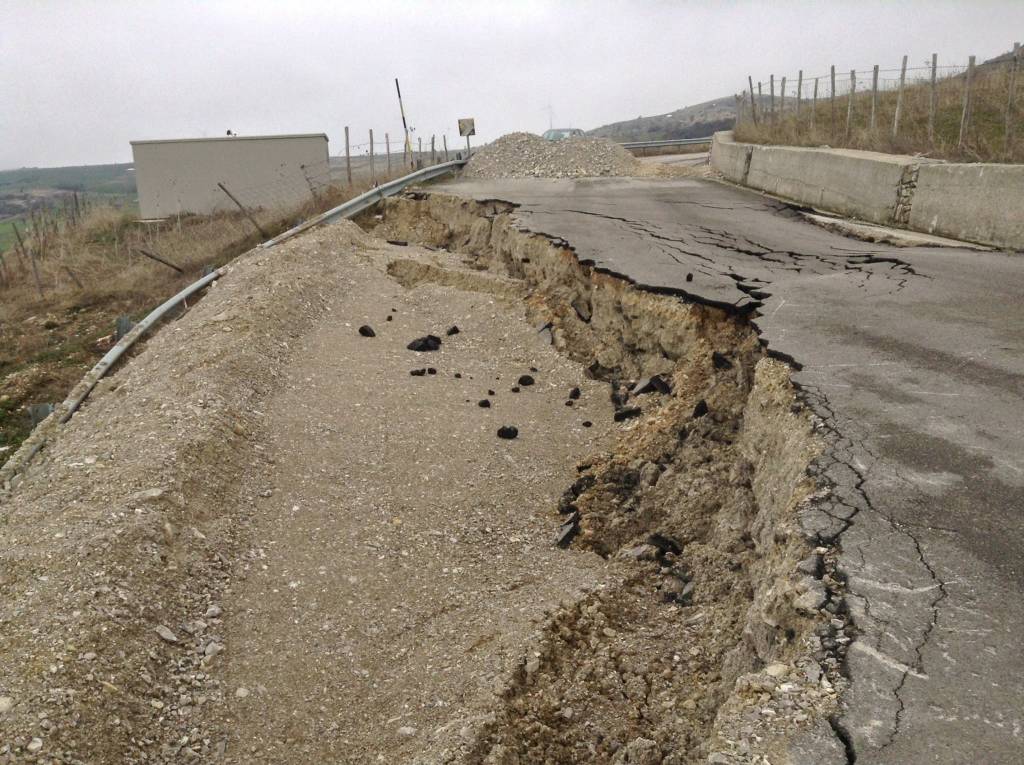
[416,176,1024,765]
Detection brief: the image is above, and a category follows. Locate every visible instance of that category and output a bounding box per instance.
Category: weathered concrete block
[710,132,753,184]
[745,145,921,225]
[910,163,1024,250]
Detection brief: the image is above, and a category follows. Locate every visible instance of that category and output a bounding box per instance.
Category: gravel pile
[463,132,640,179]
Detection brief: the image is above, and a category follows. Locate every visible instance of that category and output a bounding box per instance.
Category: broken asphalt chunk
[517,374,535,386]
[568,387,581,400]
[582,421,593,428]
[632,374,672,395]
[555,512,580,548]
[358,325,376,337]
[692,399,709,418]
[446,325,460,336]
[427,368,437,375]
[410,369,427,376]
[614,407,642,422]
[497,425,519,439]
[386,239,408,246]
[407,335,442,352]
[478,399,491,408]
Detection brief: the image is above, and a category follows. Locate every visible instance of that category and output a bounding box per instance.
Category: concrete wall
[910,164,1024,251]
[131,134,329,219]
[709,133,752,185]
[711,133,1024,250]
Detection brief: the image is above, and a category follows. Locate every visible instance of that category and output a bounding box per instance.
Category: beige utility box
[131,133,329,219]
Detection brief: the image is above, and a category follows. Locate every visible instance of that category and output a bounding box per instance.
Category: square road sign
[458,118,476,137]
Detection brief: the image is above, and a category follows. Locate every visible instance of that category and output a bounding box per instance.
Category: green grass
[0,163,136,195]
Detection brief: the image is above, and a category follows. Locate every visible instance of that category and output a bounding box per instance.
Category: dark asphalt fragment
[568,387,581,400]
[488,389,495,396]
[386,316,393,322]
[692,399,709,418]
[614,407,642,422]
[410,369,427,376]
[518,375,535,386]
[446,325,460,336]
[582,421,593,428]
[711,351,733,370]
[407,335,442,352]
[686,272,693,282]
[565,400,573,407]
[454,373,462,379]
[427,368,437,375]
[510,386,520,393]
[358,325,376,337]
[497,425,519,439]
[386,239,408,246]
[633,374,672,395]
[478,399,491,408]
[555,511,580,548]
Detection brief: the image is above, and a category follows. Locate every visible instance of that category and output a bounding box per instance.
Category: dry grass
[736,59,1023,163]
[0,174,404,454]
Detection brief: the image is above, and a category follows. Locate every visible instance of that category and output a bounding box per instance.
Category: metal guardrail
[619,137,713,150]
[1,159,467,486]
[261,159,466,248]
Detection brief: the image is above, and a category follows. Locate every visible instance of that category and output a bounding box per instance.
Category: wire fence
[735,45,1023,163]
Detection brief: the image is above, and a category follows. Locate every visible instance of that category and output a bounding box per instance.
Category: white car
[542,128,585,141]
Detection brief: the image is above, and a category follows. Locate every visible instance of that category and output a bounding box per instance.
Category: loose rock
[407,335,442,352]
[358,325,376,338]
[497,426,519,440]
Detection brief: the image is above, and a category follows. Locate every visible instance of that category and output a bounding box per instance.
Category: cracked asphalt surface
[435,175,1024,764]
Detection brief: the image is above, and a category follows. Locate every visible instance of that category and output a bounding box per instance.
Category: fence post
[443,135,449,161]
[748,75,758,124]
[418,137,423,166]
[870,65,879,130]
[812,77,818,132]
[369,129,376,184]
[958,54,980,150]
[1005,43,1021,156]
[796,70,803,120]
[830,65,836,138]
[893,54,908,139]
[958,55,976,150]
[431,135,436,164]
[769,74,775,124]
[344,126,352,187]
[846,70,856,139]
[927,53,938,144]
[386,133,391,175]
[780,76,787,119]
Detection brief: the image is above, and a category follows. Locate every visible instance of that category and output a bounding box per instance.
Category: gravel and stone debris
[497,425,519,439]
[358,324,376,337]
[463,132,641,180]
[407,334,442,351]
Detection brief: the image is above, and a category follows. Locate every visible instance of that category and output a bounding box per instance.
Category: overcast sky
[4,0,1022,169]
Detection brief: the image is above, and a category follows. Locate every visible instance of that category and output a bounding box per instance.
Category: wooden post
[466,133,472,158]
[15,225,44,299]
[748,75,758,124]
[134,247,184,273]
[769,74,775,123]
[386,133,392,175]
[780,76,787,118]
[958,55,977,150]
[431,135,436,164]
[344,126,352,187]
[870,65,879,130]
[443,135,449,161]
[928,53,938,144]
[893,54,908,139]
[217,182,269,238]
[418,136,423,165]
[846,70,856,139]
[796,70,803,119]
[812,77,818,132]
[1005,43,1021,156]
[369,129,375,184]
[830,65,836,138]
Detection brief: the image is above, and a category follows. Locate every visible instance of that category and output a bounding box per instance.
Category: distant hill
[0,163,135,222]
[588,96,737,142]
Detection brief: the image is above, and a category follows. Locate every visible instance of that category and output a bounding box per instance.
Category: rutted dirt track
[2,196,847,763]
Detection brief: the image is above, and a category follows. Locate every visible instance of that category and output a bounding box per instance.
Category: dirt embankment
[1,193,848,764]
